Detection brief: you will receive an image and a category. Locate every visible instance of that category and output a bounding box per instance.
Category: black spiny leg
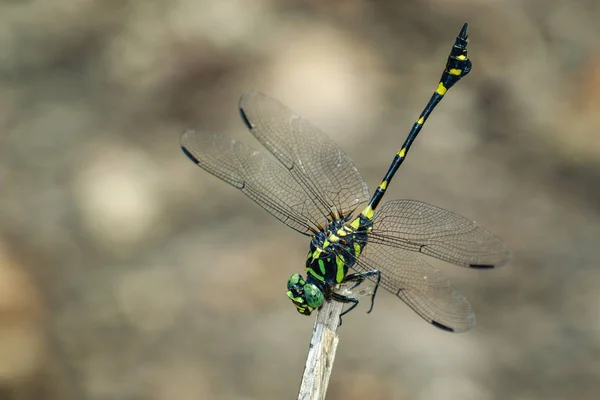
[343,270,381,313]
[332,270,382,325]
[331,292,359,326]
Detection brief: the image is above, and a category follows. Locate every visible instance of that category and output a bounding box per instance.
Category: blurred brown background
[1,0,599,399]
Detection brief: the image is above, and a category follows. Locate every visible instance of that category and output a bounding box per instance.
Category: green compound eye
[304,283,324,308]
[287,273,303,290]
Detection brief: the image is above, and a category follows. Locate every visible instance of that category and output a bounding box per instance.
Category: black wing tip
[180,130,201,163]
[238,91,268,130]
[432,320,456,332]
[470,248,514,269]
[181,145,200,164]
[469,263,495,269]
[432,320,475,333]
[239,107,252,130]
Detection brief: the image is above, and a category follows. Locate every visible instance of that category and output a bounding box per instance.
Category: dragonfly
[180,23,511,333]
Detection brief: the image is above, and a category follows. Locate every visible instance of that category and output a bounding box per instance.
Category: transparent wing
[181,130,326,235]
[341,244,475,333]
[238,92,370,218]
[369,199,512,268]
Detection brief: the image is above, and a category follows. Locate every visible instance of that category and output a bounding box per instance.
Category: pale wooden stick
[297,297,344,400]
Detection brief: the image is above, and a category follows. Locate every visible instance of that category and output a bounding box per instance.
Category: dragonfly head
[286,273,324,315]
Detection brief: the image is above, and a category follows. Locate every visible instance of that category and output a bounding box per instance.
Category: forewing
[238,92,370,218]
[181,129,324,235]
[342,243,475,332]
[370,199,512,268]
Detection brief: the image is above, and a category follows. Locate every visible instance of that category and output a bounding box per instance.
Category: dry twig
[297,297,344,400]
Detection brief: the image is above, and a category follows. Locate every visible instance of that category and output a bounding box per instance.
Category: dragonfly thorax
[285,215,372,316]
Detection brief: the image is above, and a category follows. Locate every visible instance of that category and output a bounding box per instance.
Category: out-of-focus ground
[0,1,599,399]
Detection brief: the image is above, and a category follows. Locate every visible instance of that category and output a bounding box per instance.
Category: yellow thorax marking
[308,268,324,281]
[335,255,345,282]
[457,54,467,60]
[353,242,361,257]
[350,218,360,229]
[449,68,462,76]
[311,247,323,260]
[336,228,347,237]
[436,82,447,95]
[328,234,339,243]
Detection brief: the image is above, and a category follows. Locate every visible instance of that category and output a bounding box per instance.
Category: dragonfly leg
[331,292,360,326]
[342,270,381,314]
